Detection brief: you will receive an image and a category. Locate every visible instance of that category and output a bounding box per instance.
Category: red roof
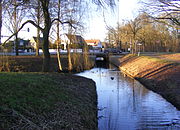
[85,39,100,46]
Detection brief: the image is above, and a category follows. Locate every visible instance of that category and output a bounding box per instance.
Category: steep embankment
[110,54,180,110]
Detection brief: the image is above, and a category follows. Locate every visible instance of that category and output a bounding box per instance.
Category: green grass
[126,54,178,64]
[142,55,180,65]
[0,73,68,113]
[0,72,97,129]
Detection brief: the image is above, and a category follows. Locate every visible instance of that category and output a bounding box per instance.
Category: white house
[60,34,87,50]
[85,39,102,48]
[29,37,44,49]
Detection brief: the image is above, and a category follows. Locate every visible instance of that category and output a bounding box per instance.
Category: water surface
[77,67,180,130]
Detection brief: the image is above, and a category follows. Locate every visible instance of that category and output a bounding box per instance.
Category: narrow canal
[77,65,180,130]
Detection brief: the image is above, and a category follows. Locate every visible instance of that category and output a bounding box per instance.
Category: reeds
[0,50,10,72]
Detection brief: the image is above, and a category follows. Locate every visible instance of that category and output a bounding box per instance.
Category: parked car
[13,49,25,53]
[104,48,122,54]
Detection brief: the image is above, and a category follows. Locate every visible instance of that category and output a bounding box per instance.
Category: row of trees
[1,0,88,72]
[0,0,114,72]
[106,0,180,53]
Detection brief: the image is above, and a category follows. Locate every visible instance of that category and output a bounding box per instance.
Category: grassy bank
[0,54,95,72]
[110,53,180,110]
[0,72,97,129]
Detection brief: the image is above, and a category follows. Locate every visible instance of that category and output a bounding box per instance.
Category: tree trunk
[133,33,136,54]
[36,29,40,56]
[56,0,62,71]
[57,41,62,71]
[36,0,40,56]
[67,44,72,71]
[41,0,51,72]
[15,33,19,56]
[83,44,90,70]
[42,30,50,72]
[14,0,18,56]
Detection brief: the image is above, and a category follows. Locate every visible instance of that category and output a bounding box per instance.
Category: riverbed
[77,65,180,130]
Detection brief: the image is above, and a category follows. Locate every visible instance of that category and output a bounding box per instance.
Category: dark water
[77,66,180,130]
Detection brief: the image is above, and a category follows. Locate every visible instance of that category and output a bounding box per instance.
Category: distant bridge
[94,53,126,68]
[95,53,109,68]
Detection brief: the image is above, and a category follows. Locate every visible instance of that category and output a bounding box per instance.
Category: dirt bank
[0,54,95,72]
[110,54,180,110]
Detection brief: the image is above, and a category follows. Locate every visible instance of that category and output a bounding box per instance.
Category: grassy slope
[119,54,180,110]
[0,73,97,129]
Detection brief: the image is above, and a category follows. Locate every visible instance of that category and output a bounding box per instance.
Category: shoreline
[109,54,180,110]
[0,55,98,129]
[0,72,98,129]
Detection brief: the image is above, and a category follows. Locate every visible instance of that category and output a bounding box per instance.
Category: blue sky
[84,0,140,41]
[1,0,141,43]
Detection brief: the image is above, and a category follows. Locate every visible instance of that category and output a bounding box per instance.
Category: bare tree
[2,0,115,72]
[56,0,62,71]
[108,12,179,52]
[140,0,180,52]
[3,0,77,72]
[3,0,28,55]
[35,0,41,56]
[26,0,43,56]
[141,0,180,26]
[127,18,142,53]
[67,43,72,71]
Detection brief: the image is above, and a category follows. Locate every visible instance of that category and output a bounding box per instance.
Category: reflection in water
[77,67,180,130]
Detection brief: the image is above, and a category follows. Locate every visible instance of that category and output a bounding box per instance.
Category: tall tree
[56,0,62,71]
[141,0,180,51]
[3,0,27,55]
[14,0,18,55]
[28,0,43,56]
[142,0,180,26]
[35,0,41,56]
[39,0,51,71]
[105,26,118,47]
[3,0,115,72]
[3,0,74,71]
[109,12,179,52]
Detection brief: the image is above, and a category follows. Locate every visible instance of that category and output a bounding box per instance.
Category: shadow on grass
[120,55,139,66]
[138,63,178,79]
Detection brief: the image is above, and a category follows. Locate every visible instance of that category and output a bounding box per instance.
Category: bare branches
[93,0,115,8]
[141,0,180,26]
[2,20,43,45]
[51,18,77,29]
